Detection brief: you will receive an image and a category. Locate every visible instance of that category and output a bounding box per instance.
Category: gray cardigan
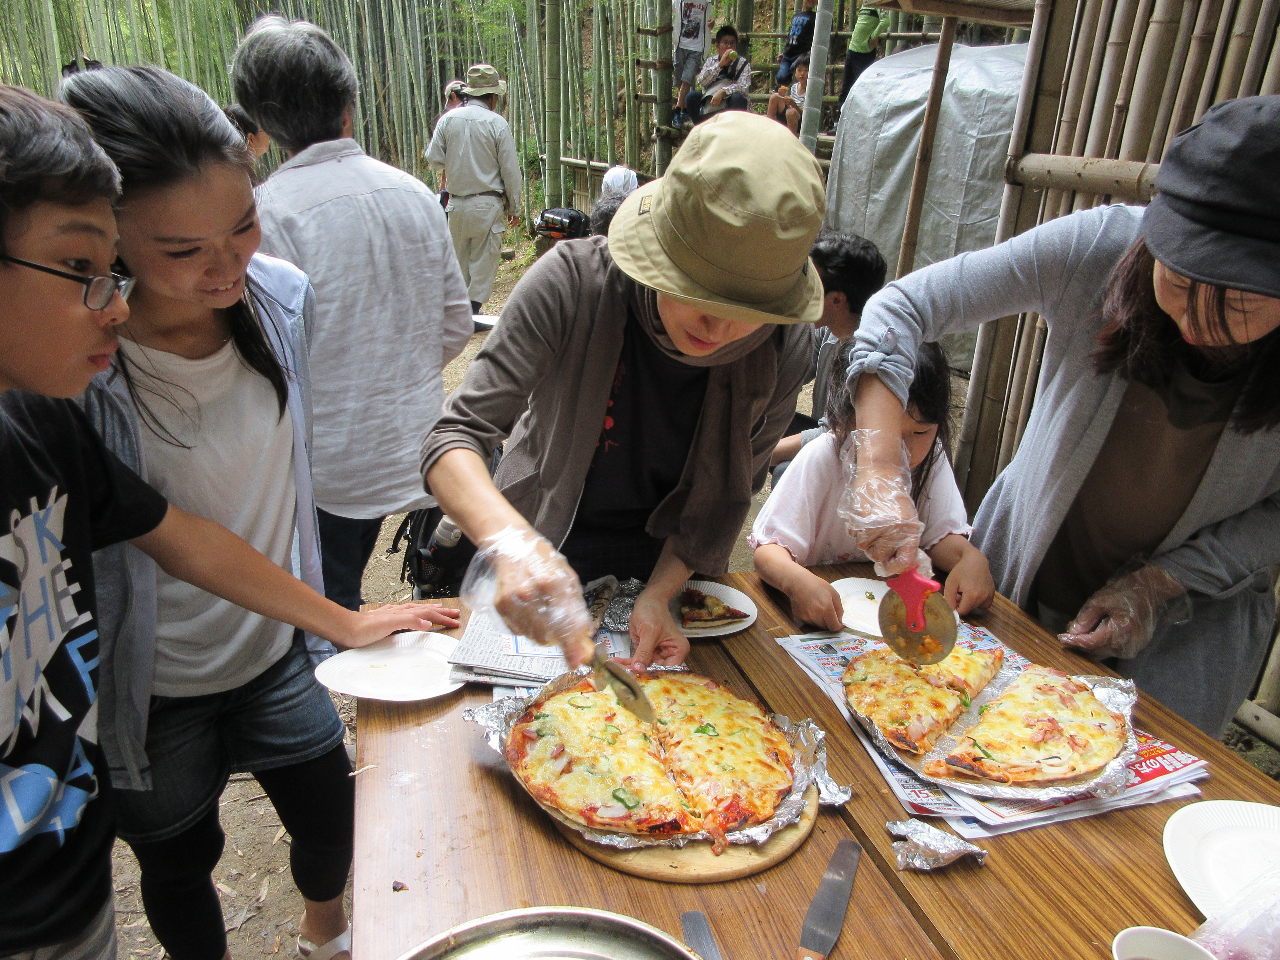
[849,204,1280,734]
[82,254,328,790]
[420,236,813,573]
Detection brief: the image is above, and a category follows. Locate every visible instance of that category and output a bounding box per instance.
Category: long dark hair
[1093,239,1280,432]
[829,339,953,502]
[58,65,289,442]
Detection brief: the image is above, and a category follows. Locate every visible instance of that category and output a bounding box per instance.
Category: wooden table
[352,616,945,960]
[354,572,1280,960]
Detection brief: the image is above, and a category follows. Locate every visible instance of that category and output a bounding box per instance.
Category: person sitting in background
[777,0,817,85]
[839,4,891,111]
[766,54,809,135]
[223,102,271,162]
[232,15,472,612]
[591,166,640,235]
[685,25,752,125]
[753,340,994,630]
[770,230,886,481]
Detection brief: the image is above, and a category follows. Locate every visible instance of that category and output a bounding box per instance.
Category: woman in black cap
[840,95,1280,735]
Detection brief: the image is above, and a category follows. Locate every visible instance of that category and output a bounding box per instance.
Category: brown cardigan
[419,236,813,573]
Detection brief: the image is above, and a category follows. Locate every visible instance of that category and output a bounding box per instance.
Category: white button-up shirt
[426,102,523,206]
[255,139,473,518]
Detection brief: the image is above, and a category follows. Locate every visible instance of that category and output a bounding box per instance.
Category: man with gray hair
[426,63,522,315]
[232,15,473,610]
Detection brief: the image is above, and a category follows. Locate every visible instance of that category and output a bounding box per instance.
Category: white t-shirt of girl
[750,431,971,567]
[790,78,807,109]
[120,338,297,696]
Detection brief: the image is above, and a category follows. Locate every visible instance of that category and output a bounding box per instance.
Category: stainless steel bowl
[394,907,701,960]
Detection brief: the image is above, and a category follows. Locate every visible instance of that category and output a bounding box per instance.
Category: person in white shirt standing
[427,64,523,316]
[672,0,710,128]
[231,15,473,610]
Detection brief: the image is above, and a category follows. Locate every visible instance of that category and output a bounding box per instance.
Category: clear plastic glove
[613,589,690,670]
[1058,563,1190,660]
[837,430,924,576]
[460,525,595,668]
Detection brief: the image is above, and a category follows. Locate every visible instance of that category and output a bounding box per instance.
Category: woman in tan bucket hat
[421,111,825,668]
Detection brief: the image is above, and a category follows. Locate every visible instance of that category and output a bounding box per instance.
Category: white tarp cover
[826,42,1027,367]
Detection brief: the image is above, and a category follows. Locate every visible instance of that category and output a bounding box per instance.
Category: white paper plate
[670,580,758,637]
[831,577,890,636]
[1163,800,1280,918]
[314,631,464,701]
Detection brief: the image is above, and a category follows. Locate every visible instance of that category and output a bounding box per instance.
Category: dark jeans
[316,507,385,610]
[685,91,751,124]
[839,49,878,108]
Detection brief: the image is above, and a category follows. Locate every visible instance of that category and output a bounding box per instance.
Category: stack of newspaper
[778,629,1208,838]
[448,607,630,686]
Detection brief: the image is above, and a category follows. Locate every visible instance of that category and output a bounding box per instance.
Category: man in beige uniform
[426,64,522,314]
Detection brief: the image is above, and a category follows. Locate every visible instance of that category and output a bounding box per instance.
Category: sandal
[297,928,351,960]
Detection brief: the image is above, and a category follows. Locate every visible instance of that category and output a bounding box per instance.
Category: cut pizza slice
[678,588,750,629]
[841,648,965,755]
[506,681,694,835]
[930,666,1127,784]
[640,673,794,854]
[919,644,1005,702]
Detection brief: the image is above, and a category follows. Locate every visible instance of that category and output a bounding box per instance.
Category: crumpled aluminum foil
[888,819,987,870]
[464,666,853,850]
[852,663,1140,801]
[601,578,646,632]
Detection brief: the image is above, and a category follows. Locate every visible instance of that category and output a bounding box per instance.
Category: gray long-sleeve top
[848,204,1280,734]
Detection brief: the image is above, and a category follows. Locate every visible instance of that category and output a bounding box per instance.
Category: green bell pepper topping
[534,713,550,719]
[612,787,640,810]
[568,696,592,709]
[959,691,971,709]
[694,722,719,736]
[971,738,996,760]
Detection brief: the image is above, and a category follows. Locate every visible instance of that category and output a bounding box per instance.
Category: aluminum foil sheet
[888,819,987,870]
[601,578,646,633]
[464,666,852,851]
[852,662,1140,802]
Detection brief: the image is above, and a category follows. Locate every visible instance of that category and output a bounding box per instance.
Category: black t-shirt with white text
[0,391,168,951]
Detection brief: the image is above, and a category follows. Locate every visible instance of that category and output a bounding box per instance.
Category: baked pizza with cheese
[841,648,966,754]
[678,588,750,629]
[926,666,1127,784]
[506,673,794,853]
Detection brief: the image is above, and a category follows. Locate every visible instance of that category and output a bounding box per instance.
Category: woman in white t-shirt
[751,340,995,629]
[62,66,456,960]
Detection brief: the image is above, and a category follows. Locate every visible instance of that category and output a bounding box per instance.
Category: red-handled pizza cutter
[876,567,957,665]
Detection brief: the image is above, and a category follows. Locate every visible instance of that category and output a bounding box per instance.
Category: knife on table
[582,576,656,724]
[681,910,725,960]
[795,839,862,960]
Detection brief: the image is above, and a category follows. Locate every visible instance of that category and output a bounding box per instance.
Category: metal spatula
[877,567,956,665]
[582,576,656,723]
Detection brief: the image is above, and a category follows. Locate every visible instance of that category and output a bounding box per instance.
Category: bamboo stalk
[546,0,563,207]
[603,0,618,165]
[1166,0,1223,146]
[1058,0,1117,215]
[1044,0,1106,215]
[1076,0,1141,180]
[1102,0,1157,160]
[1193,0,1239,120]
[1119,0,1184,160]
[1013,153,1160,200]
[895,16,956,279]
[1215,0,1263,99]
[1262,30,1280,93]
[1145,0,1201,161]
[1238,0,1279,94]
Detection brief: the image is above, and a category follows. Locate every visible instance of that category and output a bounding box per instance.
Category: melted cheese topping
[945,666,1126,782]
[509,684,688,830]
[842,649,964,753]
[919,645,1004,699]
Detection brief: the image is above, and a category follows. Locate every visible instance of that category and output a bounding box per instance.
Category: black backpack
[387,507,478,600]
[535,207,590,240]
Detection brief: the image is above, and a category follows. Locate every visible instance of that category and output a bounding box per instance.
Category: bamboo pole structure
[1117,0,1182,160]
[1193,0,1239,120]
[1166,0,1225,146]
[1239,0,1280,93]
[894,16,957,279]
[1263,24,1280,90]
[545,0,564,208]
[800,0,835,150]
[603,0,619,165]
[1144,0,1201,161]
[653,0,673,173]
[1100,0,1157,160]
[1215,0,1263,98]
[1010,153,1160,198]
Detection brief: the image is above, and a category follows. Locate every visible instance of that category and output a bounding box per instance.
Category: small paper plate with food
[671,580,758,637]
[314,631,463,701]
[830,577,890,636]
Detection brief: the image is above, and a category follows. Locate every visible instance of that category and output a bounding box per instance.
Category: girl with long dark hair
[60,65,456,960]
[841,95,1280,736]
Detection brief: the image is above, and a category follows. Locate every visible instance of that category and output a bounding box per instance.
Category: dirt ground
[109,243,1280,957]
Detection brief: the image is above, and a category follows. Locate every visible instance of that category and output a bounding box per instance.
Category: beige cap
[608,111,826,325]
[461,64,507,98]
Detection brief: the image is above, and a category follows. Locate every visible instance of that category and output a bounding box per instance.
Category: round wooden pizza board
[551,784,820,883]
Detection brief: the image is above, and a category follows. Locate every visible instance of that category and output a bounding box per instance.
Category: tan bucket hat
[461,63,507,98]
[608,111,826,325]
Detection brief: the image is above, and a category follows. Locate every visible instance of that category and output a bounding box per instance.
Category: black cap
[1142,95,1280,299]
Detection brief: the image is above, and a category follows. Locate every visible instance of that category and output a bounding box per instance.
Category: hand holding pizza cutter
[582,577,656,724]
[877,565,956,665]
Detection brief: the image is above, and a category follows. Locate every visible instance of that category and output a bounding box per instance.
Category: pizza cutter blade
[581,576,656,724]
[877,567,957,665]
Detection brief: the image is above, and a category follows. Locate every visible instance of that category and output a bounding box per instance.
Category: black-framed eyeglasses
[1,255,135,310]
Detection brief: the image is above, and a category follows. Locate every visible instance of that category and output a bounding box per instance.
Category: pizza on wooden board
[678,588,750,629]
[924,665,1127,784]
[506,674,794,854]
[841,645,1004,754]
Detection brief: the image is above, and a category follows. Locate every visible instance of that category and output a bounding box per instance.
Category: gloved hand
[461,525,595,668]
[837,429,924,576]
[1059,563,1191,660]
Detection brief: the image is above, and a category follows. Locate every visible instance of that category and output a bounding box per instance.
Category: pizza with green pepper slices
[505,673,794,854]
